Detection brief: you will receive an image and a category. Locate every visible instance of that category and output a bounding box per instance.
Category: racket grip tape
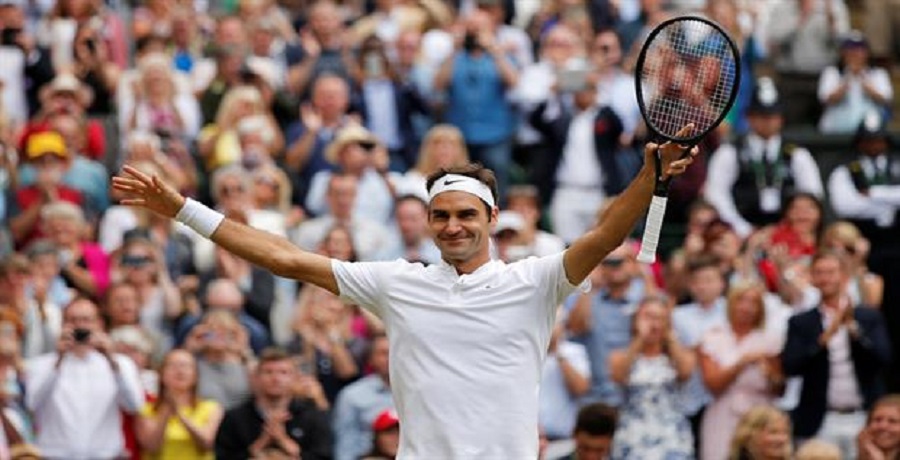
[636,195,668,264]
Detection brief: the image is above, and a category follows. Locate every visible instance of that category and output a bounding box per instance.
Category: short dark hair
[256,347,293,370]
[425,163,498,219]
[687,254,722,275]
[573,403,618,437]
[395,194,427,210]
[811,249,849,273]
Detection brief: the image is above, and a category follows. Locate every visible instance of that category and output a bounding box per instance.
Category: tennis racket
[634,15,741,264]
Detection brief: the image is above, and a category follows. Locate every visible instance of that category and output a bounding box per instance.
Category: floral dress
[612,355,693,460]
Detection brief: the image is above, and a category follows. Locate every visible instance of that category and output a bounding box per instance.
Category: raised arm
[112,166,338,294]
[563,126,698,285]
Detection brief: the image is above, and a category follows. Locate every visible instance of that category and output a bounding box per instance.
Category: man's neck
[697,297,719,309]
[820,293,845,311]
[258,395,291,413]
[447,253,491,275]
[606,282,630,299]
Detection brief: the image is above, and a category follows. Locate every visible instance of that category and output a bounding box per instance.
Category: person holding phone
[25,297,144,459]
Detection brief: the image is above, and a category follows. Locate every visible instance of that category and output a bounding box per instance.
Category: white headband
[428,174,496,208]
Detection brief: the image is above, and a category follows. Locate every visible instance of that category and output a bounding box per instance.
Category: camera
[73,328,91,343]
[557,58,591,93]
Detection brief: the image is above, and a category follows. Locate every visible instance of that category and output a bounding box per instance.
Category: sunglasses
[357,140,377,151]
[121,255,153,267]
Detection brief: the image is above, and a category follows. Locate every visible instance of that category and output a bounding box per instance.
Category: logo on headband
[444,179,464,186]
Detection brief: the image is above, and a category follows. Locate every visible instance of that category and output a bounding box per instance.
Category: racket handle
[636,195,668,264]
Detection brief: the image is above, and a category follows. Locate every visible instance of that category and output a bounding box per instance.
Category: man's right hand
[112,165,186,218]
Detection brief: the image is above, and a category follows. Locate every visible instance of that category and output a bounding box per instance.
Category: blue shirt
[332,374,394,460]
[566,280,644,407]
[445,52,515,145]
[672,297,728,415]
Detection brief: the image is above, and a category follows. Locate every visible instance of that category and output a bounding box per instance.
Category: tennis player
[112,131,696,458]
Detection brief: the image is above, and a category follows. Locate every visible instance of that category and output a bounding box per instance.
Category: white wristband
[175,198,225,239]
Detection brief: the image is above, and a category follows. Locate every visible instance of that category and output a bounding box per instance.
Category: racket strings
[640,18,738,139]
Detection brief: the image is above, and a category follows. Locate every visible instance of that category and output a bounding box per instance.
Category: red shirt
[13,185,84,248]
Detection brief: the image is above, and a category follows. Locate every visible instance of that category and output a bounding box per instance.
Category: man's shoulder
[788,307,820,327]
[223,398,258,420]
[854,306,885,323]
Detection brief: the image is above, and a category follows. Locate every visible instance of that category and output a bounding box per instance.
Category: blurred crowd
[0,0,898,458]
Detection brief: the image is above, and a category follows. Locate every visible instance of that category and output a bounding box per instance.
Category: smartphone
[73,328,91,343]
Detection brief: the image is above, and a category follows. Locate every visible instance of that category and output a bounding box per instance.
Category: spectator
[197,85,283,172]
[8,132,85,249]
[728,405,793,460]
[122,52,202,142]
[539,318,591,440]
[766,0,850,125]
[292,173,393,261]
[505,185,565,257]
[699,281,785,460]
[353,35,429,171]
[781,250,892,458]
[291,284,361,404]
[492,210,529,262]
[608,296,695,459]
[0,2,54,122]
[250,164,301,237]
[383,195,440,264]
[183,309,254,410]
[19,72,105,161]
[560,402,618,460]
[283,73,355,205]
[104,282,142,331]
[41,201,109,299]
[306,124,399,224]
[591,28,639,139]
[615,0,671,56]
[566,243,647,406]
[178,277,270,356]
[512,24,584,181]
[705,78,824,238]
[361,408,399,460]
[25,297,144,459]
[1,252,62,359]
[858,395,900,460]
[434,9,519,201]
[288,0,357,96]
[818,31,893,134]
[136,349,224,460]
[754,192,824,294]
[0,309,32,444]
[69,20,121,116]
[395,123,470,199]
[672,254,728,452]
[333,332,392,460]
[474,0,533,69]
[214,348,333,460]
[109,324,158,396]
[828,112,900,283]
[528,67,626,244]
[112,234,181,348]
[819,221,883,308]
[795,439,842,460]
[393,29,437,143]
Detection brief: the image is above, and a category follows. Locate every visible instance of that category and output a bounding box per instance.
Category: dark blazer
[528,99,636,202]
[354,79,430,169]
[780,306,892,438]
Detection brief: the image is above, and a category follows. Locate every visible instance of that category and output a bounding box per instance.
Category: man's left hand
[645,124,700,181]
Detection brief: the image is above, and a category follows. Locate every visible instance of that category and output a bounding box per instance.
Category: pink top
[80,242,111,297]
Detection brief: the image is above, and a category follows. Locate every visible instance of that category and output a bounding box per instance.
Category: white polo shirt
[333,251,588,459]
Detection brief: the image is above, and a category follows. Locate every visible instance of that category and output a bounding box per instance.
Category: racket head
[634,15,741,144]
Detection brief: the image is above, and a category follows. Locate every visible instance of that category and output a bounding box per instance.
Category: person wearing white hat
[113,128,698,459]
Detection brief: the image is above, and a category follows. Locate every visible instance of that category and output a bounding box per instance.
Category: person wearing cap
[8,131,85,249]
[114,122,698,458]
[828,111,900,305]
[305,124,400,225]
[493,209,529,262]
[505,185,565,257]
[818,31,893,134]
[362,408,400,460]
[705,77,824,238]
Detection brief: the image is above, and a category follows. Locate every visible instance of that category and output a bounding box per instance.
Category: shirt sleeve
[790,148,824,197]
[528,252,591,307]
[332,259,394,317]
[829,166,896,221]
[817,67,841,102]
[704,144,752,237]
